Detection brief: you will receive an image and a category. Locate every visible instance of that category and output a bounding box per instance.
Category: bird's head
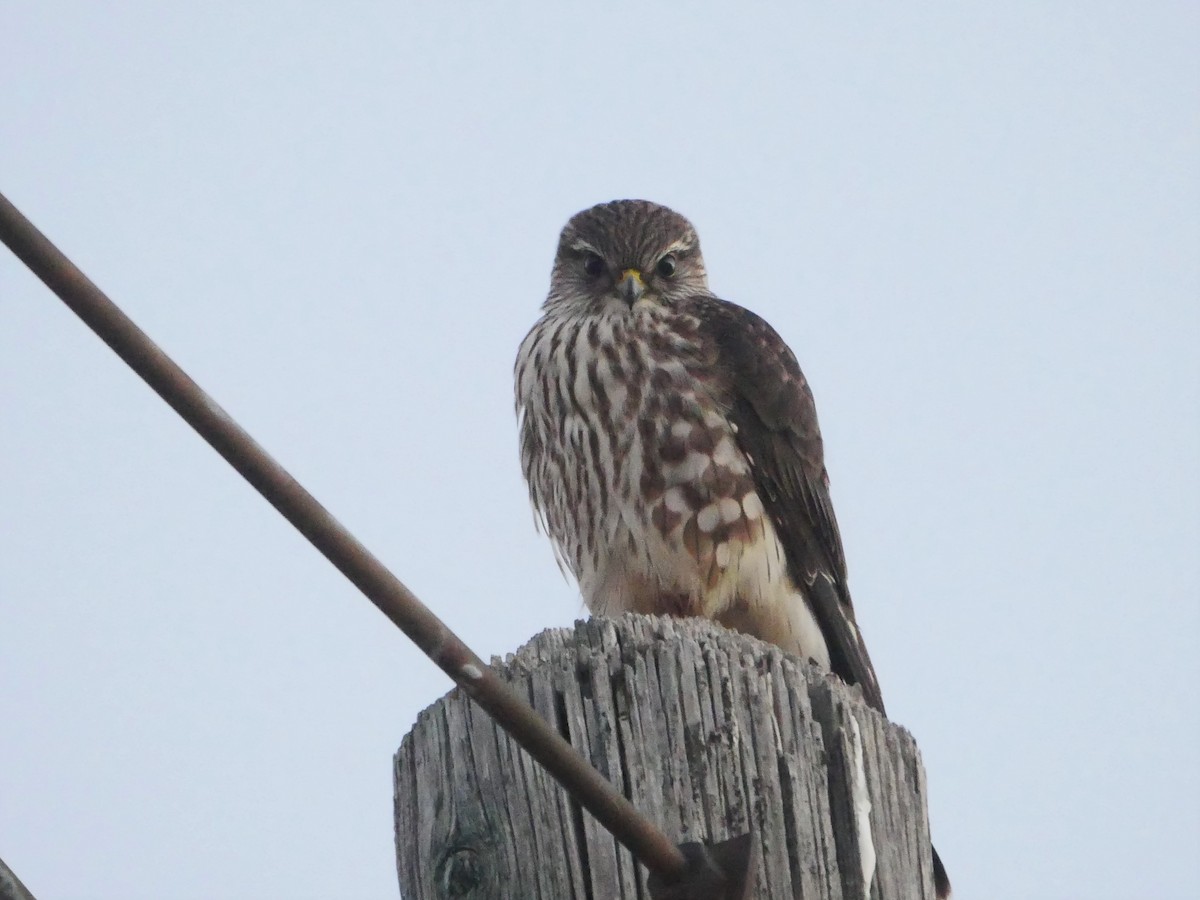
[546,200,709,314]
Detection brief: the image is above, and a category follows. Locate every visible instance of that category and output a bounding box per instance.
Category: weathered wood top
[395,614,937,899]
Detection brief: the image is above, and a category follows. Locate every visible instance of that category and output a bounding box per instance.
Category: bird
[514,199,949,898]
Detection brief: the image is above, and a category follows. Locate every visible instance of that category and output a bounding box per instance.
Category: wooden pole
[394,615,939,899]
[0,856,37,900]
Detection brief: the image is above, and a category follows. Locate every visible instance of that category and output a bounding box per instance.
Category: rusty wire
[0,190,690,885]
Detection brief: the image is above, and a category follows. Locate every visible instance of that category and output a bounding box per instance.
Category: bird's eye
[582,253,605,278]
[656,255,677,278]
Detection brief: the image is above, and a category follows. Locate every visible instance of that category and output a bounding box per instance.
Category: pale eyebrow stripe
[570,240,600,255]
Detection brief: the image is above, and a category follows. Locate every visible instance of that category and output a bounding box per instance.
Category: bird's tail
[933,844,951,898]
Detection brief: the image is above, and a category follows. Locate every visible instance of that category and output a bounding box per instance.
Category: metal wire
[0,190,688,883]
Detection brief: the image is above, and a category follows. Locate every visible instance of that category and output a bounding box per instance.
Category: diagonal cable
[0,190,689,885]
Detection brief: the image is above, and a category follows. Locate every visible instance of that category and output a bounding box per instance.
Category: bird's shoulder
[679,295,830,523]
[682,293,885,712]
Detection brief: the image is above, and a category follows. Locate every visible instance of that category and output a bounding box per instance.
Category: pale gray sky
[2,4,1197,898]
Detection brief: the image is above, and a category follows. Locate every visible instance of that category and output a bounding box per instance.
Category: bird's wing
[696,296,886,714]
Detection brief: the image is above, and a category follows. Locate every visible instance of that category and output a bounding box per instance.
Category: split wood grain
[394,614,938,900]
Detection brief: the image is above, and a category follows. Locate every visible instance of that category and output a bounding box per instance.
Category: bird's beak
[618,268,645,305]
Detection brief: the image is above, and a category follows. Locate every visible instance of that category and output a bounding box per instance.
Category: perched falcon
[515,199,949,898]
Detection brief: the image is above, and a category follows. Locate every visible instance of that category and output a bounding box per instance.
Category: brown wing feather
[694,296,886,714]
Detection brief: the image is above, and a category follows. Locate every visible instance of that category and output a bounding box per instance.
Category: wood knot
[437,847,485,898]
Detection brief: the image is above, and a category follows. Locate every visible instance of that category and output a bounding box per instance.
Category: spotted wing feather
[696,297,886,714]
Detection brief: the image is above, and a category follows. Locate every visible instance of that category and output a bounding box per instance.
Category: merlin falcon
[514,199,949,898]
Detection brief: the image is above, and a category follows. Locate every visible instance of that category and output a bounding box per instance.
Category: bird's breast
[516,308,800,625]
